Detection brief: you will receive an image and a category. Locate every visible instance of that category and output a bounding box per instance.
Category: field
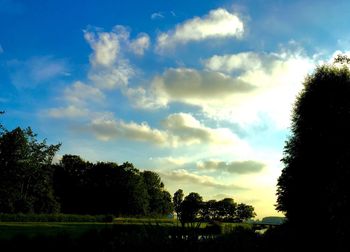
[0,217,253,240]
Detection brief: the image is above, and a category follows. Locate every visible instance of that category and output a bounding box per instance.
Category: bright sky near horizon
[1,0,349,219]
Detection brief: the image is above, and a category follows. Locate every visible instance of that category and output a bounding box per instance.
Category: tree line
[173,190,255,226]
[0,124,172,216]
[0,115,256,222]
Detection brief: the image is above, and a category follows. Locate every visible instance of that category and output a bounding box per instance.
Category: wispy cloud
[151,12,164,20]
[197,160,265,174]
[46,105,89,118]
[156,8,244,52]
[8,56,69,89]
[63,81,105,105]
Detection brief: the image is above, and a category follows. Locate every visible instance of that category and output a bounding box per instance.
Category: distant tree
[216,198,237,221]
[173,189,184,220]
[235,203,256,222]
[200,200,217,221]
[276,63,350,246]
[179,192,203,227]
[0,126,60,213]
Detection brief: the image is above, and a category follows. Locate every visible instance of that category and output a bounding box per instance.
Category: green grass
[0,222,115,240]
[0,218,254,240]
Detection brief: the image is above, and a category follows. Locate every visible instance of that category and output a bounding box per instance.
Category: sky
[1,0,350,219]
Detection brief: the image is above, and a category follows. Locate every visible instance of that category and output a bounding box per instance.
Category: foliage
[53,156,173,216]
[175,190,256,225]
[0,125,61,213]
[276,63,350,246]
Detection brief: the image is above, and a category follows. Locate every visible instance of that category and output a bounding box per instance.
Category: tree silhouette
[276,63,350,248]
[173,189,184,221]
[179,192,203,227]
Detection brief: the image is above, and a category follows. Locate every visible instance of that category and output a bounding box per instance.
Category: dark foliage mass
[175,190,256,227]
[53,156,173,216]
[0,120,173,217]
[276,63,350,249]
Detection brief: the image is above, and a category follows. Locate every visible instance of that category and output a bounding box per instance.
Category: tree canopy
[0,126,61,213]
[174,190,256,225]
[276,63,350,245]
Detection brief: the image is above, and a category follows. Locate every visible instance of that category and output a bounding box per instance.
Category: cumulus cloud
[127,68,255,109]
[84,29,120,67]
[8,56,69,89]
[129,49,314,128]
[162,113,241,146]
[85,112,242,147]
[159,169,246,190]
[84,25,150,89]
[129,33,150,55]
[156,8,244,52]
[197,160,265,174]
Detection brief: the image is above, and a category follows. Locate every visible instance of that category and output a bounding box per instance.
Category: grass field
[0,218,254,240]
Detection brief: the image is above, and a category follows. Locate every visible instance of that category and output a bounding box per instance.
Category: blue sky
[1,0,349,218]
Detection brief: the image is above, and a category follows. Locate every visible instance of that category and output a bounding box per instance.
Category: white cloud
[130,49,315,128]
[84,26,149,89]
[159,169,246,190]
[47,105,89,118]
[162,113,241,146]
[64,81,105,105]
[156,8,244,52]
[88,61,134,89]
[89,117,168,143]
[151,12,164,20]
[84,29,120,67]
[129,33,150,55]
[197,160,265,174]
[8,56,69,89]
[204,52,263,73]
[86,112,243,148]
[128,68,255,109]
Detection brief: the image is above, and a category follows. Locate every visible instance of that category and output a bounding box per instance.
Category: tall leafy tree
[0,126,60,213]
[173,189,184,220]
[141,171,173,215]
[276,63,350,245]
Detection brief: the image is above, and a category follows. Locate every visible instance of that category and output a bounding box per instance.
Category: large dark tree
[276,64,350,246]
[0,126,61,213]
[141,171,173,216]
